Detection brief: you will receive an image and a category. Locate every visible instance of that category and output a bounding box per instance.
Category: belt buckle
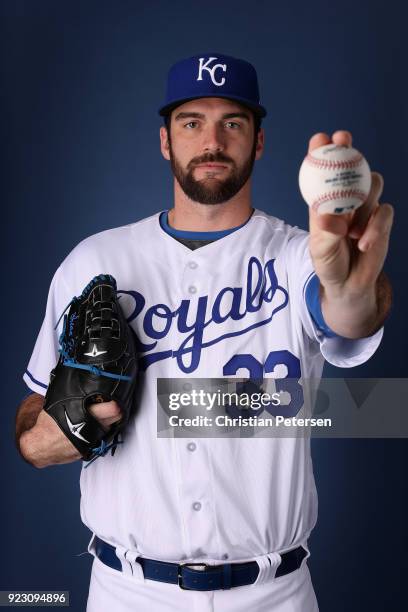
[177,562,210,590]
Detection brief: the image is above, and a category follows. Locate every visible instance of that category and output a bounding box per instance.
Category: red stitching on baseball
[311,189,367,211]
[306,153,362,170]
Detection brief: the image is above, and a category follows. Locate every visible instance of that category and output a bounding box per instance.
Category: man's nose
[201,124,225,153]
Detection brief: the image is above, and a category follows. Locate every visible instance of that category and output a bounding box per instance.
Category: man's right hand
[16,394,123,468]
[88,400,123,432]
[17,396,83,468]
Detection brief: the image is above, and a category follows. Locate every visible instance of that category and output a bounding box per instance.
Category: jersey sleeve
[23,265,73,396]
[286,227,384,368]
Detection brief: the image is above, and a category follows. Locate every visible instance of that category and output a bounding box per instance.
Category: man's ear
[255,128,265,161]
[160,126,171,161]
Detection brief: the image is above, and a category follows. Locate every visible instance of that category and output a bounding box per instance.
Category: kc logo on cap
[158,52,267,118]
[197,57,227,87]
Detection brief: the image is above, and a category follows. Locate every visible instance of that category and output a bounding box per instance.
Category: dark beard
[169,138,257,205]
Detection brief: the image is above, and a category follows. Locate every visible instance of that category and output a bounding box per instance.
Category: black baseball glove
[43,274,138,466]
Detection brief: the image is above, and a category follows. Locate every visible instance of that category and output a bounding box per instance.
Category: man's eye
[225,122,240,129]
[185,121,198,129]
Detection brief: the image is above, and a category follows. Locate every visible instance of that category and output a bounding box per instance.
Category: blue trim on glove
[304,274,340,338]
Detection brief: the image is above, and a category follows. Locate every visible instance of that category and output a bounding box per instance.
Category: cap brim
[158,94,267,118]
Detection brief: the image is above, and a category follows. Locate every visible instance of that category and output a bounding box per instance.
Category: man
[16,53,393,611]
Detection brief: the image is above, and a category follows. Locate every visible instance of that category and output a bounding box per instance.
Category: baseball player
[16,53,393,611]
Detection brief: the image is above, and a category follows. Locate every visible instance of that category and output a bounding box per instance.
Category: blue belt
[94,536,307,591]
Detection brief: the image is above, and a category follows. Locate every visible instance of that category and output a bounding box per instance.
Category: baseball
[298,144,372,215]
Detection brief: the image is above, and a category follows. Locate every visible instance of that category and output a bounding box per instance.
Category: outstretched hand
[308,130,394,294]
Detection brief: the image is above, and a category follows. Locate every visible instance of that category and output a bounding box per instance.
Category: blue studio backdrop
[2,1,407,610]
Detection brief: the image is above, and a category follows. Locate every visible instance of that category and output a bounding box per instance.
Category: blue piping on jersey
[304,274,339,338]
[24,369,47,390]
[159,211,252,240]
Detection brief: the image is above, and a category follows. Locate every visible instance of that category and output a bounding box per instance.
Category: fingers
[331,130,352,147]
[89,401,123,432]
[358,202,394,253]
[310,207,354,236]
[350,203,394,288]
[89,400,122,420]
[306,133,391,248]
[307,129,355,238]
[349,172,384,239]
[308,130,352,153]
[308,133,330,153]
[308,206,349,258]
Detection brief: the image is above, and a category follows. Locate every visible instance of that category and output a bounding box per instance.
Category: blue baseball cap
[158,53,267,118]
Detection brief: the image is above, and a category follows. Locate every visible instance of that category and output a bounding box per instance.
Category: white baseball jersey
[24,209,383,567]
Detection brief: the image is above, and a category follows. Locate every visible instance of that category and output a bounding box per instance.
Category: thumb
[308,207,352,257]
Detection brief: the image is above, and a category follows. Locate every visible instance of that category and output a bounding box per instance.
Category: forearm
[320,271,392,339]
[15,393,44,442]
[16,394,82,468]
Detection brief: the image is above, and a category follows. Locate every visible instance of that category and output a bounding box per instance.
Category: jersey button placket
[177,438,218,555]
[177,258,218,554]
[181,257,201,299]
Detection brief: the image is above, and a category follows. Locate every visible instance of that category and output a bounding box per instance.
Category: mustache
[188,153,234,169]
